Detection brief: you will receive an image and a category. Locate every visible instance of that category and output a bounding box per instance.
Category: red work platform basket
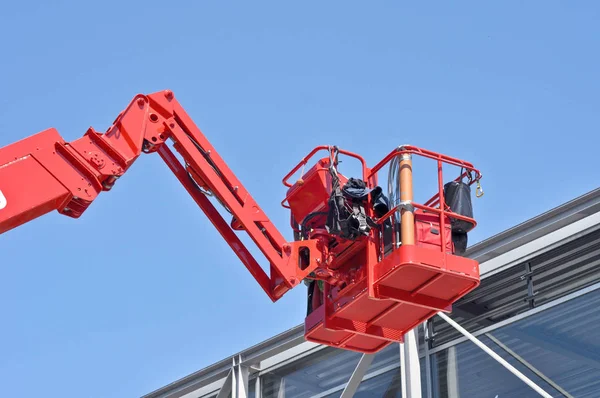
[282,145,483,354]
[305,243,480,353]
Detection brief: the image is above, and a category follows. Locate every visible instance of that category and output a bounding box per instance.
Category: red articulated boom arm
[0,90,320,301]
[0,89,485,354]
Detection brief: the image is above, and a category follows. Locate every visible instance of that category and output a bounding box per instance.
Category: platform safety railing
[367,145,483,257]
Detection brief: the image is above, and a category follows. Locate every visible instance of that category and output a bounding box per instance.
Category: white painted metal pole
[340,353,375,398]
[399,342,406,398]
[486,333,572,398]
[437,312,553,398]
[401,330,422,398]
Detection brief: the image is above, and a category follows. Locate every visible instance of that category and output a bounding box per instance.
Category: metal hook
[476,180,484,198]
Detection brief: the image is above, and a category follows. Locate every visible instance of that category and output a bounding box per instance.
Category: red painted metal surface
[0,90,483,354]
[0,90,323,302]
[288,146,483,353]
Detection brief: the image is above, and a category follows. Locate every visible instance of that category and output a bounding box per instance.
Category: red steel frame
[0,89,483,354]
[290,145,483,353]
[0,90,322,302]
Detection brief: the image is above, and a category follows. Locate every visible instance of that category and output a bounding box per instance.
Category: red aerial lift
[0,90,483,354]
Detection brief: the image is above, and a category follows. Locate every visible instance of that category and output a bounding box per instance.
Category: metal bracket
[397,200,415,213]
[217,355,250,398]
[521,262,537,309]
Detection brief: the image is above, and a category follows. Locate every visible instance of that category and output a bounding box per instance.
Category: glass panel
[355,368,402,397]
[353,338,430,397]
[366,343,400,374]
[249,376,256,398]
[431,288,600,397]
[261,347,362,398]
[420,357,428,398]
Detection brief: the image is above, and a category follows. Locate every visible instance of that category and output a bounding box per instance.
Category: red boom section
[0,128,104,233]
[0,90,322,301]
[0,89,485,355]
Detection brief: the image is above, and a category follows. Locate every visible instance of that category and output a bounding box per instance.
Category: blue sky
[0,1,598,397]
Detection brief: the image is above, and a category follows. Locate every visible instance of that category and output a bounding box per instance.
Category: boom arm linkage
[0,90,321,301]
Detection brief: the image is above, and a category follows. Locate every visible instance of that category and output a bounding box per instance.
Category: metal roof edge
[142,187,600,398]
[465,187,600,263]
[142,326,307,398]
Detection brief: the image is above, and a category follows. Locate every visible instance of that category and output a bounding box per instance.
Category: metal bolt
[164,90,174,100]
[137,98,145,107]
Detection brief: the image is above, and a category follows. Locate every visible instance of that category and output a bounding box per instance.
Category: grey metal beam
[478,208,600,278]
[401,330,422,398]
[309,362,403,398]
[446,346,459,398]
[232,355,249,398]
[451,302,495,327]
[429,282,600,356]
[438,312,553,398]
[142,188,600,398]
[215,369,232,398]
[257,342,324,374]
[143,359,233,398]
[339,353,375,398]
[486,333,574,398]
[254,376,261,398]
[466,187,600,264]
[240,327,307,366]
[423,322,433,398]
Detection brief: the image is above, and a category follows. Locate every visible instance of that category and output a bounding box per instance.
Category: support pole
[399,149,414,245]
[216,369,233,398]
[397,147,419,397]
[400,331,422,398]
[437,312,553,398]
[340,354,375,398]
[423,322,433,398]
[446,346,459,397]
[254,376,262,398]
[235,360,249,398]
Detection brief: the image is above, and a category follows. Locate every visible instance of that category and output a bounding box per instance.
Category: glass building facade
[144,188,600,398]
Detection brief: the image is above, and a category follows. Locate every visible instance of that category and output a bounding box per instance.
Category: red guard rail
[282,145,369,188]
[369,145,483,254]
